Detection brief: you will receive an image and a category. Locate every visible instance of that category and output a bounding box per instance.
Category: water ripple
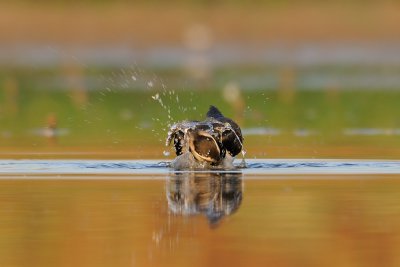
[244,160,400,174]
[83,161,170,170]
[0,159,399,175]
[247,161,399,169]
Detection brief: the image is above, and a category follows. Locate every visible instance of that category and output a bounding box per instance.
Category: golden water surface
[0,173,399,267]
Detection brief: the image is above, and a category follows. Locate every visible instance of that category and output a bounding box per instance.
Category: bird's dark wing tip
[206,105,224,119]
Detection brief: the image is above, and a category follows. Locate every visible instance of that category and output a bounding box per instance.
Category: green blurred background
[1,0,400,159]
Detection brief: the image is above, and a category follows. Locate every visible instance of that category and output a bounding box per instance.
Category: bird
[167,105,243,167]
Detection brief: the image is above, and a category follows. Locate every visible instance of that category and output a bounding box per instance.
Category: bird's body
[166,106,243,169]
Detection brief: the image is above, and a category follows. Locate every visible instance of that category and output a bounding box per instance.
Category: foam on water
[0,159,399,176]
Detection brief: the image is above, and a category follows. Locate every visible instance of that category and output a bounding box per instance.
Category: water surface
[0,169,399,267]
[0,159,399,176]
[0,159,399,267]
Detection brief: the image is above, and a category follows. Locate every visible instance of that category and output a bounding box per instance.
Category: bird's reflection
[166,171,243,227]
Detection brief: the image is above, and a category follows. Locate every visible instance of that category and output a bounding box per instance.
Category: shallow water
[0,168,399,267]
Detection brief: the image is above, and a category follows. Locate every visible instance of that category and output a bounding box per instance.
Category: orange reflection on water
[0,175,399,267]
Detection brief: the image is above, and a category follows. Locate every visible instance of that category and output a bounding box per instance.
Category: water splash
[166,118,246,169]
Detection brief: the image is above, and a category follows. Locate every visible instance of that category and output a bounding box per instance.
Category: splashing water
[165,118,247,169]
[146,72,244,164]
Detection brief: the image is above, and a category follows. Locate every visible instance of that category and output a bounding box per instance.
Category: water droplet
[152,93,159,100]
[147,81,154,87]
[131,75,137,81]
[163,150,170,156]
